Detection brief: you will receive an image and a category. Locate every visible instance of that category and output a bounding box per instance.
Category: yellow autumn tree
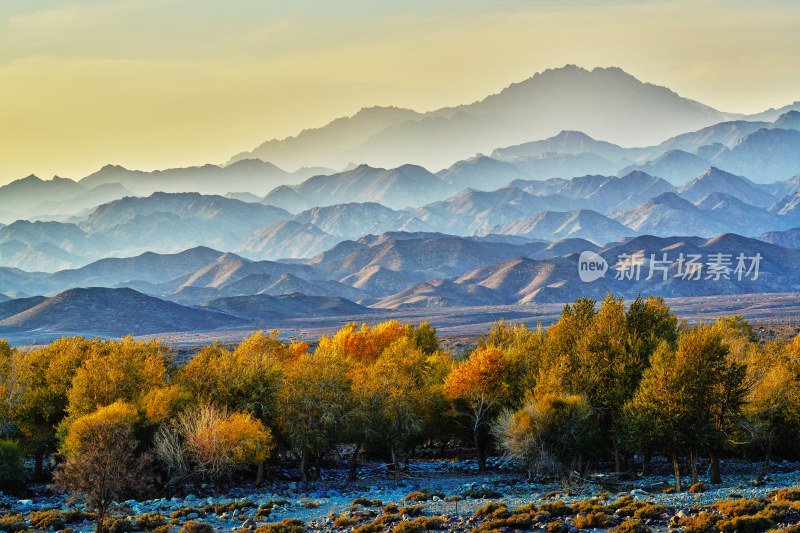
[444,345,512,472]
[178,332,286,418]
[141,384,194,425]
[317,321,406,363]
[67,337,172,419]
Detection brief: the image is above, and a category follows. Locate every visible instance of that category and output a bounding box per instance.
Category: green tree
[624,326,745,489]
[353,337,430,482]
[276,347,351,483]
[1,337,96,477]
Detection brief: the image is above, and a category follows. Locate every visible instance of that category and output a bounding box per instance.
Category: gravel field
[5,457,800,532]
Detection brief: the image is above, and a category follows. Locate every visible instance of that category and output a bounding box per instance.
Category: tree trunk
[299,450,308,484]
[34,452,44,480]
[391,447,401,483]
[760,434,774,480]
[689,449,699,485]
[709,449,721,484]
[672,453,682,491]
[96,504,107,533]
[256,461,265,487]
[642,453,650,476]
[474,426,486,472]
[614,443,621,473]
[347,442,363,483]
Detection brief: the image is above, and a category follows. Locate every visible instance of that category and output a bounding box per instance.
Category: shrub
[616,505,643,518]
[29,510,66,530]
[689,483,705,494]
[770,488,800,502]
[0,514,29,533]
[414,517,444,529]
[394,517,445,533]
[253,519,305,533]
[333,516,357,528]
[573,512,611,529]
[713,499,768,517]
[180,521,215,533]
[399,505,425,517]
[610,496,635,509]
[383,504,399,514]
[717,516,773,533]
[137,513,167,530]
[492,393,599,477]
[154,405,273,487]
[352,498,382,507]
[404,489,442,502]
[473,502,509,518]
[633,504,666,520]
[107,517,135,533]
[573,498,612,515]
[539,501,573,517]
[767,526,800,533]
[476,515,533,532]
[209,501,257,514]
[352,524,381,533]
[393,522,425,533]
[513,502,538,514]
[372,514,400,527]
[663,487,677,494]
[759,502,792,522]
[0,441,25,484]
[676,512,720,533]
[546,521,569,533]
[614,520,652,533]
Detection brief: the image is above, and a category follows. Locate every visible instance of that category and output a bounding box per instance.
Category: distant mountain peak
[99,163,128,172]
[648,191,696,209]
[232,64,728,171]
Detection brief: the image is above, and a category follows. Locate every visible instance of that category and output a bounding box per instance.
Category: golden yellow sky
[1,0,799,184]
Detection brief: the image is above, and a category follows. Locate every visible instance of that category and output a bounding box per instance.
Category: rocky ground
[4,457,800,533]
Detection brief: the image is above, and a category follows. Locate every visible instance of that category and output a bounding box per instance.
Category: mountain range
[230,65,730,171]
[0,65,799,339]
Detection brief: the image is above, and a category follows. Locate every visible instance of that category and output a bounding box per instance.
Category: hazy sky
[1,0,799,183]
